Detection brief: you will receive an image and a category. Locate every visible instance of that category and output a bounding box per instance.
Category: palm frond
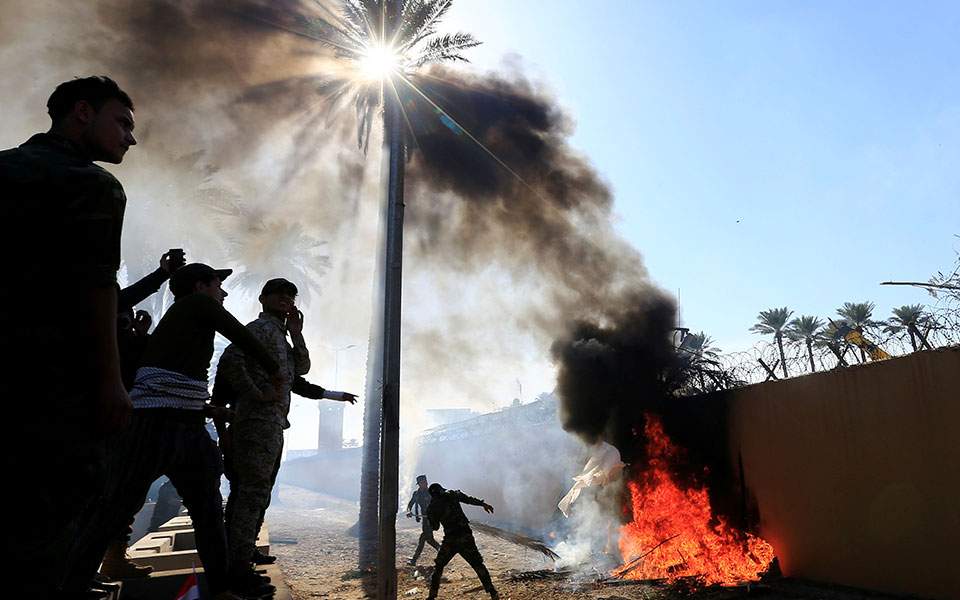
[413,32,481,66]
[785,315,824,341]
[400,0,455,50]
[836,301,881,330]
[343,0,375,41]
[750,307,793,335]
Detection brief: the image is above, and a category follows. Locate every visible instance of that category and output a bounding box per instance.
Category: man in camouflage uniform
[425,483,500,600]
[0,76,136,598]
[216,278,356,587]
[406,474,440,565]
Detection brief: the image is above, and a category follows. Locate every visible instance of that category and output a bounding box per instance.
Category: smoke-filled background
[0,0,678,537]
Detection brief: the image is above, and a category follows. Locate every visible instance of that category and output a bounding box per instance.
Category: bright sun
[358,44,403,80]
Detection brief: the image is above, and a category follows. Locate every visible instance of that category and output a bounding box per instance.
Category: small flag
[174,572,200,600]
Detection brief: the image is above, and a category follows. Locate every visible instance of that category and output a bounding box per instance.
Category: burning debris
[616,414,774,585]
[470,523,561,561]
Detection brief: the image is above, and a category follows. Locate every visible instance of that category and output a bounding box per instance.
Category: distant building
[317,403,345,450]
[417,393,559,445]
[424,408,477,430]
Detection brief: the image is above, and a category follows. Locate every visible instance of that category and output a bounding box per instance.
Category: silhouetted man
[67,263,282,600]
[425,483,499,600]
[215,277,356,590]
[101,250,187,580]
[213,373,358,567]
[0,75,136,598]
[406,475,440,565]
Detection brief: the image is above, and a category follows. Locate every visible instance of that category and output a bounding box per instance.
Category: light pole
[326,343,357,388]
[318,344,357,451]
[377,82,405,600]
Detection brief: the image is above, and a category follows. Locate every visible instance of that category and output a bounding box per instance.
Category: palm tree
[750,307,793,378]
[884,304,927,352]
[678,331,721,391]
[336,0,481,150]
[328,0,481,586]
[786,315,824,373]
[836,301,881,363]
[817,320,851,366]
[224,220,331,304]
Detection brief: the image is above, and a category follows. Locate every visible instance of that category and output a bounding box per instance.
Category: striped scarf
[130,367,209,411]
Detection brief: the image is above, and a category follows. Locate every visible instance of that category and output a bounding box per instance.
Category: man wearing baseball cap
[68,263,282,599]
[214,277,357,589]
[406,474,441,565]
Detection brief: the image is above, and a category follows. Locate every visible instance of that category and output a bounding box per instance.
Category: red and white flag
[174,572,200,600]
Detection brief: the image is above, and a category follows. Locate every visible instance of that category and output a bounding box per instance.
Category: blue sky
[443,0,960,351]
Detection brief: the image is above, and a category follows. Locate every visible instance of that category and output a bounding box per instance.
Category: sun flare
[357,43,403,80]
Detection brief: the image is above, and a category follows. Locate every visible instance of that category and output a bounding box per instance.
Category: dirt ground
[266,485,913,600]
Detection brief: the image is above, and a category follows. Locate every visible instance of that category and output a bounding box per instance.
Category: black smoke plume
[400,68,679,453]
[2,0,681,455]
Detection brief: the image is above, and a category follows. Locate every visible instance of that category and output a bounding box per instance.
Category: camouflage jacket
[217,312,310,428]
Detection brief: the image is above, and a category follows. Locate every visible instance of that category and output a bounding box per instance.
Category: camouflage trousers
[225,419,284,568]
[428,530,496,599]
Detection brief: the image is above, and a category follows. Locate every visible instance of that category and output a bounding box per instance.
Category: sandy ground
[265,485,911,600]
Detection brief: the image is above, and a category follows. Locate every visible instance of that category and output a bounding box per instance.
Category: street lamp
[317,343,357,452]
[325,343,358,388]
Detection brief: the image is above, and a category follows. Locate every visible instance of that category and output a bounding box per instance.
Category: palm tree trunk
[806,339,815,372]
[357,327,383,568]
[776,334,789,378]
[907,329,918,352]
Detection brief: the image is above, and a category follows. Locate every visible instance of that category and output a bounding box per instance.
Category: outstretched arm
[291,376,326,399]
[118,267,168,311]
[291,376,358,404]
[118,250,185,310]
[453,490,494,514]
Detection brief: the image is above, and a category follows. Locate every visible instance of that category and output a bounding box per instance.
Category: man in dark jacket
[102,250,187,580]
[425,483,499,600]
[0,75,136,598]
[67,263,282,600]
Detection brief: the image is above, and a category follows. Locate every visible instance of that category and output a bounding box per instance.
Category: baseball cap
[169,263,233,298]
[260,277,298,297]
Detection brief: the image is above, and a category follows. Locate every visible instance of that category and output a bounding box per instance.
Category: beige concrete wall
[727,348,960,599]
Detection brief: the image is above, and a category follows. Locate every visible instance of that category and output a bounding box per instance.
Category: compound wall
[727,348,960,599]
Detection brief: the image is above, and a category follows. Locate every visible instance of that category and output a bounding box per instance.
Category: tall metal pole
[377,86,404,600]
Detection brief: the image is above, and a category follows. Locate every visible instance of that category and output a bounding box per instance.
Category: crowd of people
[0,76,357,600]
[0,75,503,600]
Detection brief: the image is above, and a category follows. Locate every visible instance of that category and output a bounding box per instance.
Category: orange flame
[616,414,774,585]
